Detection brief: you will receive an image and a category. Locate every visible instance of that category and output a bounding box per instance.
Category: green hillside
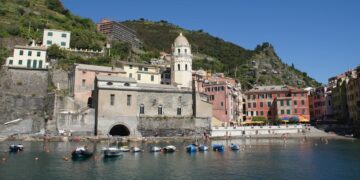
[123,20,320,89]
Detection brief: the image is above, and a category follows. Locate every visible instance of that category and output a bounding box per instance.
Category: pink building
[193,71,243,126]
[69,64,126,106]
[312,86,333,121]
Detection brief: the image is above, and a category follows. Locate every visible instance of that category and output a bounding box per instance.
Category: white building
[42,29,71,49]
[171,33,193,89]
[5,45,48,69]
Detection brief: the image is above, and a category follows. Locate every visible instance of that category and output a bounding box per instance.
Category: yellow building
[118,61,161,84]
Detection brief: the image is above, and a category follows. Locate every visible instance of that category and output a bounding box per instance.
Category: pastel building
[346,66,360,126]
[42,29,71,49]
[117,61,161,84]
[311,86,333,121]
[194,71,244,126]
[5,45,48,69]
[244,86,310,123]
[69,64,126,106]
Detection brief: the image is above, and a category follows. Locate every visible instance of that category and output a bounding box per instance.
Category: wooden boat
[230,143,240,151]
[119,146,130,152]
[71,147,93,159]
[150,146,161,152]
[198,144,208,151]
[131,146,142,152]
[9,144,24,152]
[212,144,224,152]
[102,147,122,157]
[163,145,176,153]
[186,144,197,152]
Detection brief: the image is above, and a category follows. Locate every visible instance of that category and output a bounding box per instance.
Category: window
[178,49,180,54]
[9,60,13,65]
[210,95,215,101]
[301,100,305,105]
[61,42,66,47]
[280,100,284,106]
[137,74,141,80]
[248,103,251,108]
[294,100,297,105]
[151,75,154,81]
[47,40,52,45]
[260,102,263,107]
[127,95,131,106]
[185,49,187,54]
[178,64,180,71]
[158,105,163,115]
[129,65,133,69]
[268,102,272,107]
[286,100,290,106]
[19,50,23,55]
[287,109,291,114]
[260,111,264,116]
[185,64,188,71]
[37,51,41,57]
[221,102,224,107]
[281,110,284,114]
[138,66,142,71]
[27,60,31,68]
[302,109,306,114]
[61,33,67,38]
[295,109,298,113]
[269,94,273,98]
[28,51,32,56]
[144,67,148,71]
[38,61,42,68]
[301,93,305,97]
[129,73,132,78]
[82,79,86,87]
[110,94,115,106]
[32,60,37,68]
[253,102,256,108]
[140,104,144,114]
[177,107,182,115]
[47,32,53,36]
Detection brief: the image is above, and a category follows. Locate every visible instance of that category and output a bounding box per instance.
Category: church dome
[174,33,189,47]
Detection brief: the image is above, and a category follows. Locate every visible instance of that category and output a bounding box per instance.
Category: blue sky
[62,0,360,84]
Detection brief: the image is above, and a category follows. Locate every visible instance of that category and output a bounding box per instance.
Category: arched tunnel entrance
[109,124,130,136]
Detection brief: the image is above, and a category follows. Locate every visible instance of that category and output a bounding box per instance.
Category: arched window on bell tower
[185,64,188,71]
[178,48,180,55]
[185,49,187,55]
[178,64,180,71]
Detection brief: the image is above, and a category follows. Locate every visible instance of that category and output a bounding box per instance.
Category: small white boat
[102,147,122,157]
[163,145,176,153]
[150,146,161,152]
[131,146,142,152]
[198,144,208,151]
[120,146,130,152]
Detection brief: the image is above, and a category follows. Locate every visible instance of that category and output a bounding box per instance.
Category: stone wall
[0,67,49,134]
[137,116,211,137]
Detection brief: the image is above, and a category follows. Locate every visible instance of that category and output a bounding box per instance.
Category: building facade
[5,45,48,69]
[96,19,142,49]
[171,33,193,89]
[117,61,161,84]
[311,86,333,121]
[93,76,212,136]
[245,86,310,123]
[346,66,360,126]
[42,29,71,49]
[69,64,126,106]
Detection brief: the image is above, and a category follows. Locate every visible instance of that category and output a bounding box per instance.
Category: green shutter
[27,60,31,68]
[38,60,43,68]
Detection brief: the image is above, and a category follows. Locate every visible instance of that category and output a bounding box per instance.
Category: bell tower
[171,33,192,88]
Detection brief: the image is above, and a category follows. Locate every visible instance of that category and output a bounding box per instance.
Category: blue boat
[212,144,224,152]
[186,144,197,152]
[198,144,208,151]
[230,143,240,151]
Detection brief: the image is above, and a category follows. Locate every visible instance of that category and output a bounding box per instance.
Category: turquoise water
[1,138,360,180]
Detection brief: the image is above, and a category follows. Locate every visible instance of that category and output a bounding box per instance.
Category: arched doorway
[109,124,130,136]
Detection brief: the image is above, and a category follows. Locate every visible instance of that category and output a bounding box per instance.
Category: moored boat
[119,146,130,152]
[71,146,93,159]
[9,144,24,152]
[163,145,176,153]
[150,146,161,152]
[102,147,122,157]
[186,144,197,153]
[212,144,224,152]
[131,146,142,152]
[230,143,240,151]
[198,144,208,151]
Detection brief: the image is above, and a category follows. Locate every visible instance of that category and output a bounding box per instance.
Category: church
[93,33,212,137]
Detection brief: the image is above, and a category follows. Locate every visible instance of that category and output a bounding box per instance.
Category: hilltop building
[97,19,142,49]
[42,29,71,49]
[4,44,48,69]
[117,61,161,84]
[244,85,310,123]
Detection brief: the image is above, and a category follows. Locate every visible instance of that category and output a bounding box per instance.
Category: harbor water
[1,138,360,179]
